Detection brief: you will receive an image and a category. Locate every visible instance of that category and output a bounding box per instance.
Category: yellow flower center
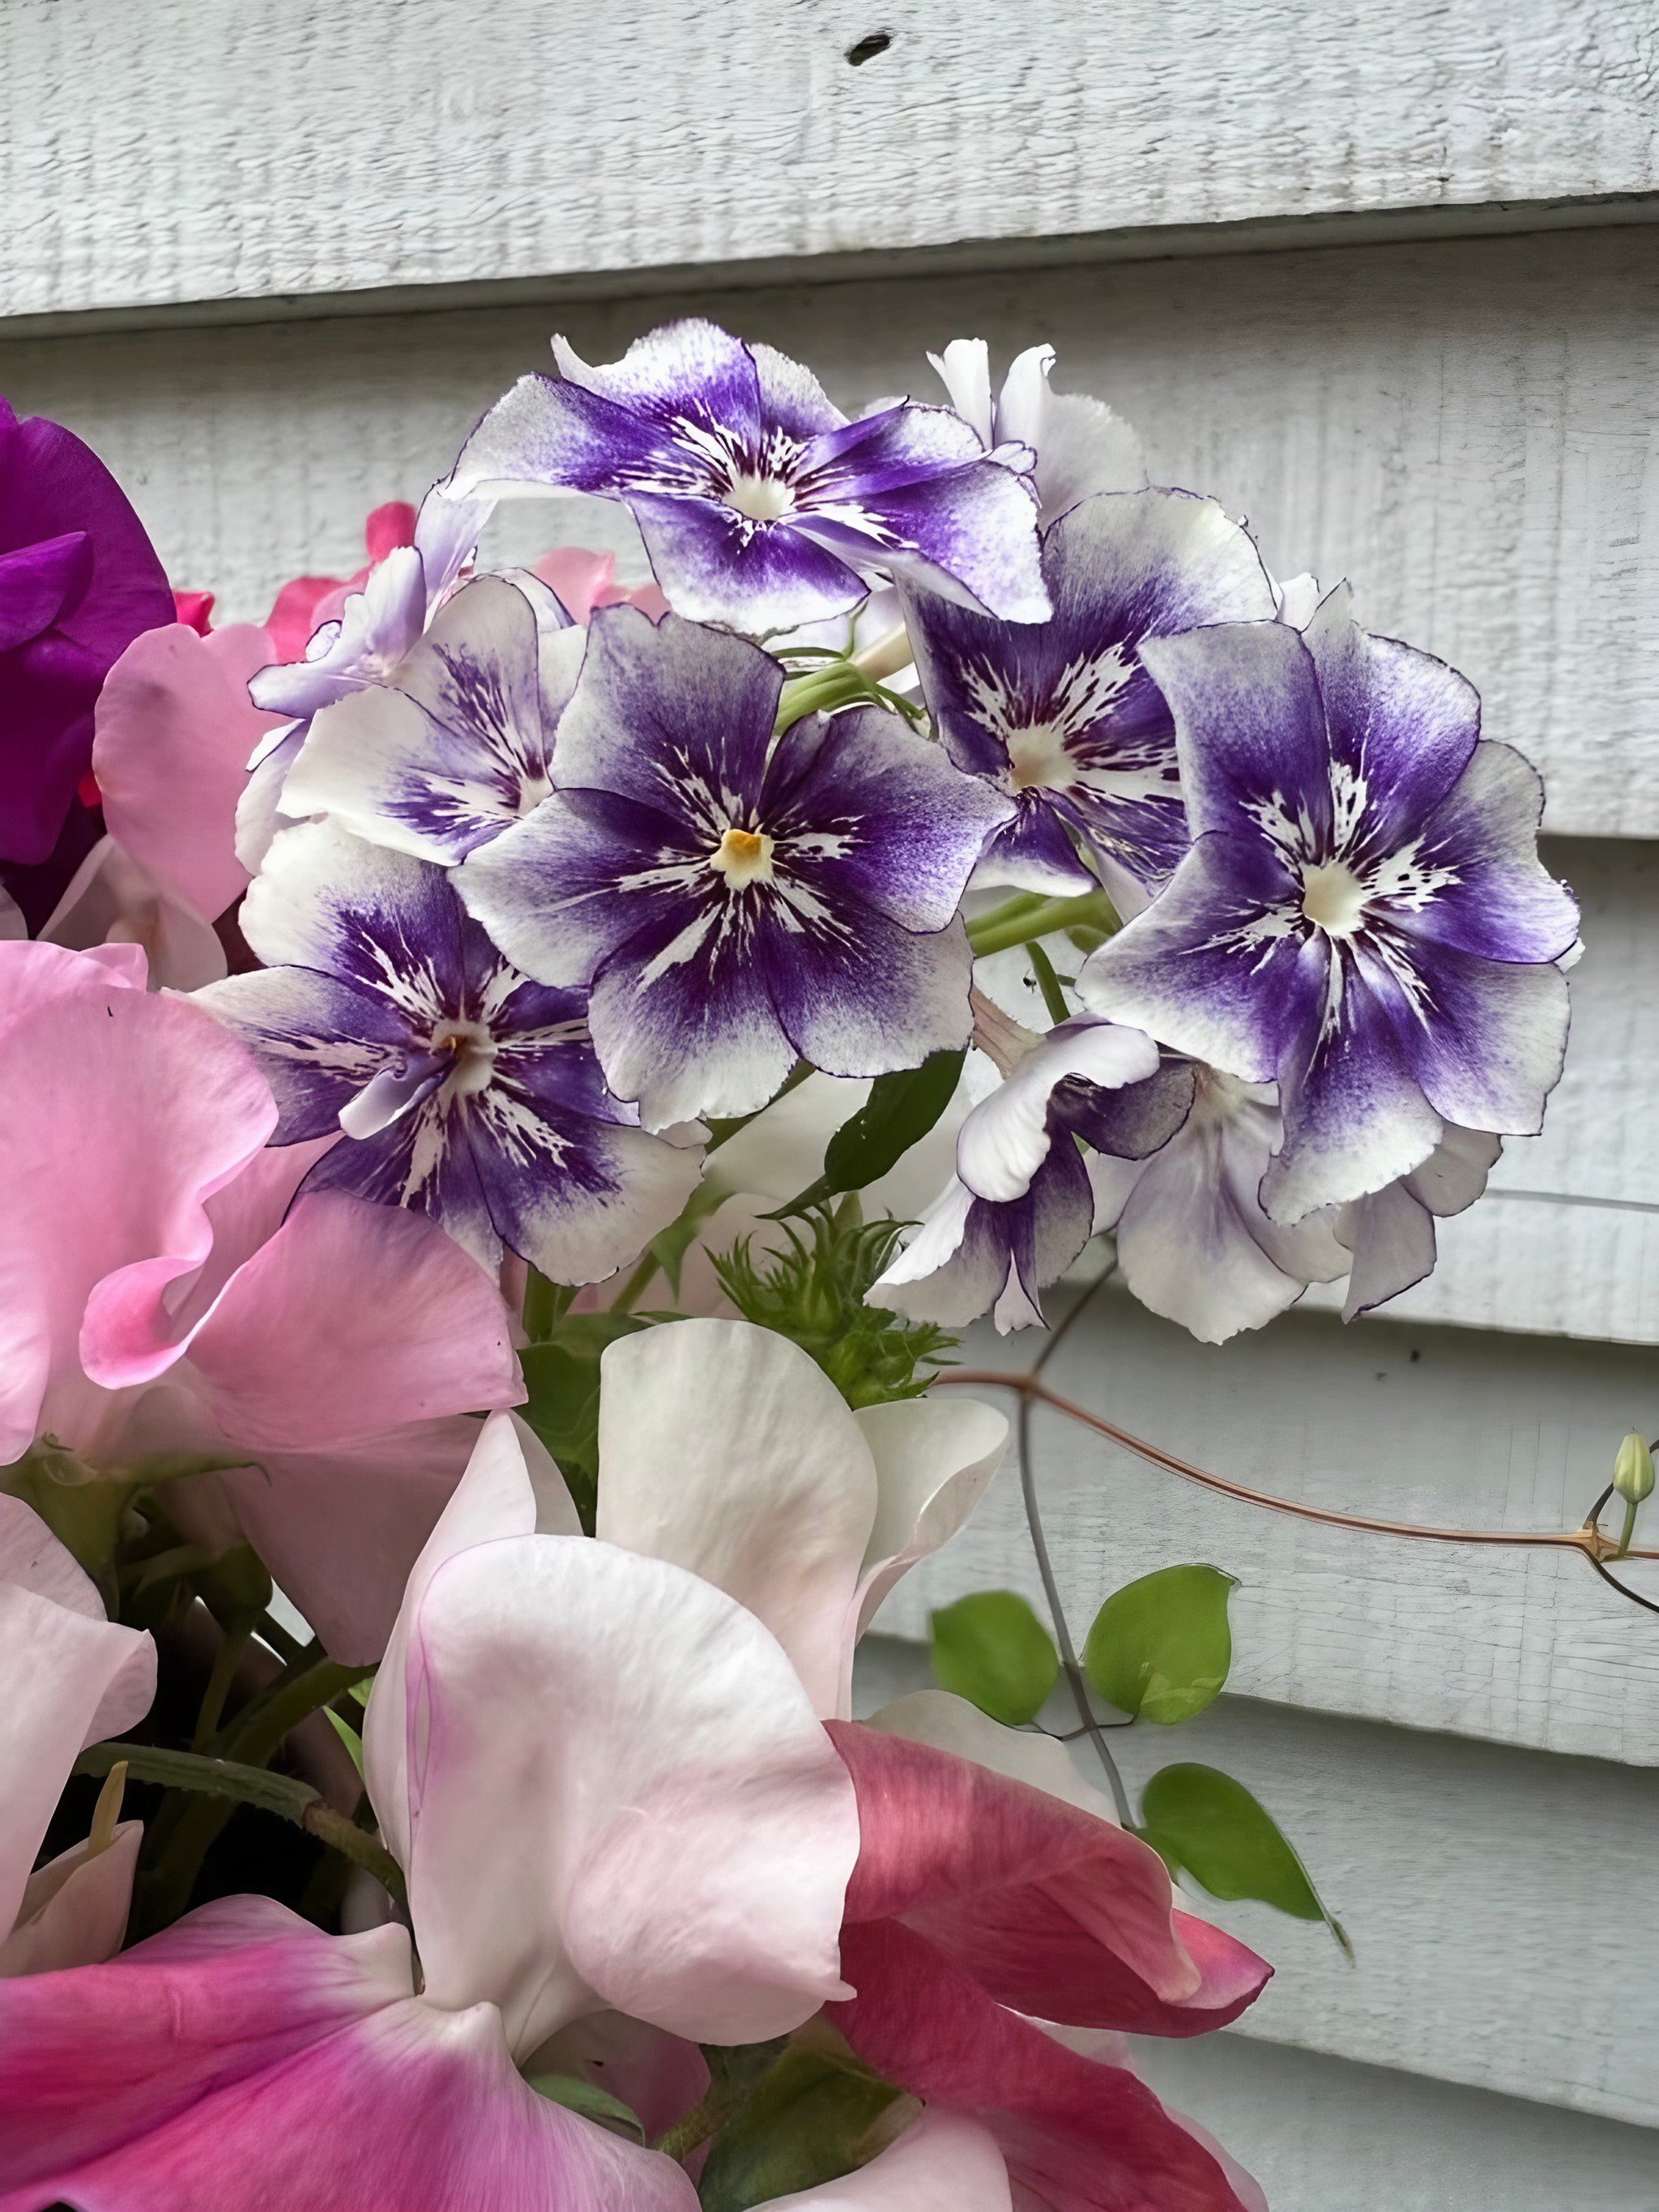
[710,825,775,887]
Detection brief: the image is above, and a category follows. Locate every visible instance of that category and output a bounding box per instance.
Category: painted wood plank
[4,0,1656,326]
[868,1296,1659,1763]
[1133,2031,1659,2212]
[855,1639,1659,2124]
[2,224,1653,837]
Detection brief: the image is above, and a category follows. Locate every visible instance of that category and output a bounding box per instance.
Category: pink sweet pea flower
[262,500,420,663]
[41,623,287,988]
[0,940,521,1662]
[0,1497,154,1980]
[531,544,670,625]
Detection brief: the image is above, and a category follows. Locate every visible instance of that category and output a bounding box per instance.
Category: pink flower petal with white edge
[375,1494,858,2052]
[830,1921,1263,2212]
[92,623,287,925]
[595,1319,878,1718]
[827,1722,1269,2034]
[0,1822,141,1977]
[364,1410,579,1863]
[0,943,275,1450]
[865,1690,1120,1826]
[177,1191,521,1451]
[849,1397,1008,1654]
[753,2110,1011,2212]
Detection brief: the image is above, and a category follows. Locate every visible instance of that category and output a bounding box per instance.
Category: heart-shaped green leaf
[930,1589,1060,1725]
[1139,1762,1348,1953]
[770,1049,966,1217]
[1082,1562,1237,1724]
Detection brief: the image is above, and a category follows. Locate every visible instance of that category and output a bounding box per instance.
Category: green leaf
[1082,1563,1237,1724]
[697,2048,902,2212]
[930,1590,1060,1725]
[518,1313,652,1527]
[525,2073,646,2143]
[1139,1762,1349,1953]
[771,1050,966,1218]
[74,1739,320,1823]
[324,1706,364,1773]
[646,1181,728,1300]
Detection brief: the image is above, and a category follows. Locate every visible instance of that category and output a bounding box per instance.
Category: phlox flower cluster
[0,318,1577,2210]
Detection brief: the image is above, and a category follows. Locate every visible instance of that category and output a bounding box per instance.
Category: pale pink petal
[849,1396,1008,1656]
[595,1319,878,1717]
[831,1922,1262,2212]
[0,1492,103,1618]
[0,1822,141,1976]
[177,1191,521,1449]
[525,2013,710,2143]
[533,546,619,622]
[754,2110,1010,2212]
[93,624,286,923]
[0,1560,154,1941]
[363,1410,584,1864]
[41,837,229,991]
[828,1723,1269,2033]
[388,1528,859,2054]
[0,944,274,1449]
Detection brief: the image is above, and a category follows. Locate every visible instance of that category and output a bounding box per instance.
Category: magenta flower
[0,397,173,869]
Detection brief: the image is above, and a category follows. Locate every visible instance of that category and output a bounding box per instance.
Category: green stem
[192,1622,252,1750]
[653,2078,746,2163]
[522,1267,574,1341]
[774,663,868,733]
[608,1248,663,1315]
[967,890,1118,959]
[1026,940,1072,1026]
[1618,1497,1640,1558]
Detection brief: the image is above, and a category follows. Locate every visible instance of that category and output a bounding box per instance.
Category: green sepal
[525,2073,646,2143]
[1082,1563,1237,1724]
[697,2047,903,2212]
[929,1589,1060,1726]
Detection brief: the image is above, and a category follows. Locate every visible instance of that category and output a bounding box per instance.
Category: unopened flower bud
[1614,1431,1654,1506]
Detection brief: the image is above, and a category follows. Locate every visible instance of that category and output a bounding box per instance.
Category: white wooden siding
[4,0,1656,327]
[10,3,1657,2193]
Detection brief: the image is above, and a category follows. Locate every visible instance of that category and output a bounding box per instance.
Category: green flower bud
[1614,1431,1654,1506]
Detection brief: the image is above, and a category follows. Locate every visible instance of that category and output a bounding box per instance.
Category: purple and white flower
[1079,586,1578,1222]
[278,573,586,866]
[903,492,1277,908]
[194,819,702,1283]
[869,1010,1192,1333]
[236,488,494,872]
[457,606,1013,1130]
[928,339,1146,523]
[1333,1121,1502,1322]
[1087,1067,1349,1343]
[440,319,1051,635]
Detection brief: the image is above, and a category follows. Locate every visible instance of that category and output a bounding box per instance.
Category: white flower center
[724,471,795,523]
[431,1017,499,1097]
[1004,721,1077,793]
[1300,859,1369,938]
[709,825,775,888]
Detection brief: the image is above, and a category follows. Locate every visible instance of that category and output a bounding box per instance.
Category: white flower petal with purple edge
[442,318,1050,632]
[904,491,1275,901]
[458,607,1009,1128]
[282,574,584,864]
[1081,598,1576,1220]
[929,337,1145,522]
[1335,1122,1501,1319]
[194,820,702,1281]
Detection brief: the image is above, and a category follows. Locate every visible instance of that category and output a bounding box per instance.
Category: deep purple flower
[872,1015,1192,1332]
[903,492,1276,907]
[1079,588,1579,1223]
[194,819,702,1283]
[456,606,1013,1128]
[0,396,173,867]
[441,319,1051,635]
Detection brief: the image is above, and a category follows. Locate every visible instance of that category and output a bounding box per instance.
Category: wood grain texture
[855,1639,1659,2125]
[871,1295,1659,1764]
[1135,2012,1659,2208]
[2,225,1654,836]
[4,0,1656,323]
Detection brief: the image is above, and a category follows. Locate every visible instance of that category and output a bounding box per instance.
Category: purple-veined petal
[748,342,847,441]
[629,495,870,629]
[193,963,411,1142]
[1335,1122,1501,1320]
[953,1019,1160,1203]
[1380,739,1579,965]
[552,322,764,445]
[874,1143,1096,1336]
[1371,931,1571,1137]
[1137,619,1333,850]
[1077,834,1311,1083]
[761,900,977,1089]
[974,799,1099,896]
